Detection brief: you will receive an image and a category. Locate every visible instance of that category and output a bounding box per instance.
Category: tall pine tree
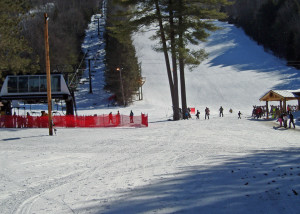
[111,0,230,120]
[174,0,230,118]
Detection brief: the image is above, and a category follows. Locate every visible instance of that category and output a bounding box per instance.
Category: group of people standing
[252,106,264,119]
[277,112,295,128]
[108,110,134,124]
[194,106,242,120]
[195,107,211,120]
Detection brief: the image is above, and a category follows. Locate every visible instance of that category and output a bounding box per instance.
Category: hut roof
[259,90,300,101]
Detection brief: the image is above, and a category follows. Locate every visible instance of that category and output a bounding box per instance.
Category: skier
[187,108,191,119]
[130,110,134,123]
[108,112,113,124]
[255,107,262,119]
[185,110,189,120]
[219,106,224,117]
[205,107,210,120]
[287,105,291,114]
[196,110,200,119]
[116,111,120,125]
[289,112,295,129]
[238,111,242,119]
[283,114,288,128]
[52,120,57,135]
[277,114,283,127]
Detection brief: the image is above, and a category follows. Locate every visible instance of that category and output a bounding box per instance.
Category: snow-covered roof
[260,89,300,101]
[272,90,299,98]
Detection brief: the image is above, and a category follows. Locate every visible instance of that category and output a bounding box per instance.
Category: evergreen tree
[0,0,39,84]
[105,1,141,106]
[110,0,181,119]
[174,0,230,118]
[111,0,230,120]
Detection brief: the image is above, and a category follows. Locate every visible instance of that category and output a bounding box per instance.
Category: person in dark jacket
[196,110,200,119]
[238,111,242,119]
[109,112,113,124]
[219,106,224,117]
[205,107,210,120]
[289,112,295,128]
[130,110,134,123]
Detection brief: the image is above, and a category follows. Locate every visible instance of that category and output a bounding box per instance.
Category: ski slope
[132,21,300,117]
[0,16,300,214]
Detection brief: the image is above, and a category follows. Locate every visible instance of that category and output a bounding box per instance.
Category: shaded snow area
[1,18,300,214]
[75,12,111,112]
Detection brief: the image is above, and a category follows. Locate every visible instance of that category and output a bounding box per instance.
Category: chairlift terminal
[0,74,75,115]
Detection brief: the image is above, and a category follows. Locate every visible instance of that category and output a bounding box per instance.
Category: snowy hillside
[132,21,300,117]
[0,16,300,214]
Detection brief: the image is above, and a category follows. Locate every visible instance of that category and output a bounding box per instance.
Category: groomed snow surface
[1,19,300,213]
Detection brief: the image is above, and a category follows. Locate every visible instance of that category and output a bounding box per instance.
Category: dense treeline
[105,1,141,106]
[24,0,100,73]
[0,0,99,85]
[0,0,38,83]
[226,0,300,67]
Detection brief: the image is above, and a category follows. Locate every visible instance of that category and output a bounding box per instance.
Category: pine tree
[105,1,141,106]
[111,0,230,120]
[174,0,230,118]
[0,0,39,84]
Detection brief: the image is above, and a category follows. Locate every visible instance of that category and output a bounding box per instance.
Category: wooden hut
[259,90,300,118]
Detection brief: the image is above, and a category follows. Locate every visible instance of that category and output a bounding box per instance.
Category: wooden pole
[117,68,125,106]
[280,100,283,113]
[266,101,269,119]
[44,13,53,136]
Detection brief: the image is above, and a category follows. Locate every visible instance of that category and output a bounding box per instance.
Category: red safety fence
[0,114,148,128]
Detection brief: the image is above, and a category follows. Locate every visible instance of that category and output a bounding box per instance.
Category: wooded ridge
[226,0,300,68]
[0,0,99,85]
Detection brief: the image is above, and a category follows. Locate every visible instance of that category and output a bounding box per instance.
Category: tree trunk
[168,0,180,120]
[178,0,187,119]
[154,0,178,120]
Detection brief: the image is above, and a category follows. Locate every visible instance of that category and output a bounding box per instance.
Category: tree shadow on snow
[148,119,174,124]
[0,129,49,142]
[78,148,300,214]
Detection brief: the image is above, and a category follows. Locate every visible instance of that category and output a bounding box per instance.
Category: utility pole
[88,59,93,93]
[140,81,143,100]
[44,13,53,136]
[116,67,125,106]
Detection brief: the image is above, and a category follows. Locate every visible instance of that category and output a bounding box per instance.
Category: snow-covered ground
[1,14,300,214]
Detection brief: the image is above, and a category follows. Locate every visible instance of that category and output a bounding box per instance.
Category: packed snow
[1,12,300,214]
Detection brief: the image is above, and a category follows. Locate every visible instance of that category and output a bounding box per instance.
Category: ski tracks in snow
[11,171,83,214]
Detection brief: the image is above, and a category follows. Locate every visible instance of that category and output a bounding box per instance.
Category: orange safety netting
[0,114,148,128]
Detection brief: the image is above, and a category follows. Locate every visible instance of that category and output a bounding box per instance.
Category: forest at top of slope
[2,0,299,88]
[226,0,300,68]
[0,0,100,84]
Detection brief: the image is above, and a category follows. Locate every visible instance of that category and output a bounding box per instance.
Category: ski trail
[13,171,85,214]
